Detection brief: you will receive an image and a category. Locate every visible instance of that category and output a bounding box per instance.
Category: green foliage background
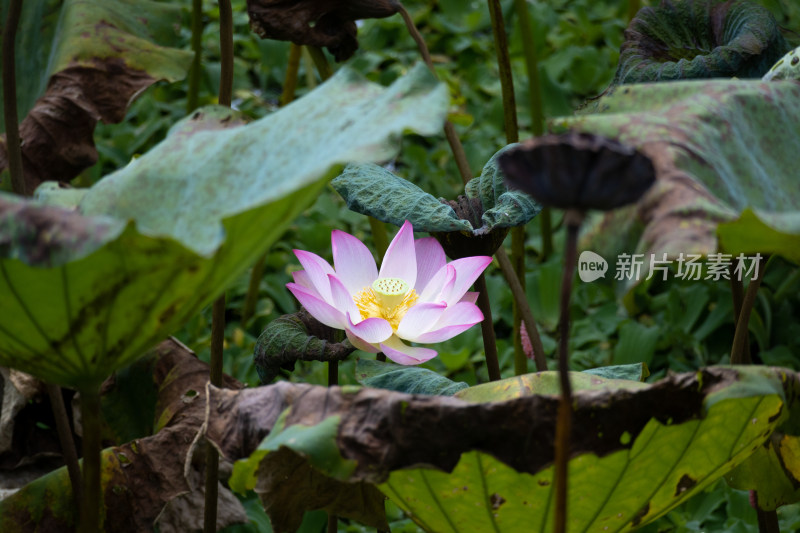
[68,0,800,531]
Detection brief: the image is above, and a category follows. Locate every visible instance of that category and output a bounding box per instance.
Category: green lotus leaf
[331,145,540,234]
[331,163,472,233]
[464,145,542,233]
[0,0,193,188]
[614,0,790,84]
[454,370,648,403]
[206,366,795,532]
[555,79,800,284]
[354,359,469,396]
[763,45,800,81]
[583,362,650,382]
[0,64,449,389]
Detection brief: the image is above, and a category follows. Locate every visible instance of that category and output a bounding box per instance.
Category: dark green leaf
[614,0,789,84]
[583,362,650,382]
[355,359,468,395]
[331,163,471,233]
[254,310,356,384]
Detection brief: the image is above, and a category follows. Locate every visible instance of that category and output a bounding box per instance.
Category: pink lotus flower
[286,221,492,364]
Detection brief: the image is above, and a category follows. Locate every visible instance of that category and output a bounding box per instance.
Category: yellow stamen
[354,277,418,331]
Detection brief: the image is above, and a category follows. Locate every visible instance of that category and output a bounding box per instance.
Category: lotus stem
[486,0,519,144]
[78,386,102,533]
[728,254,775,531]
[328,360,338,386]
[186,0,204,113]
[368,217,390,258]
[205,2,233,529]
[302,47,318,88]
[729,265,750,363]
[513,0,552,260]
[204,295,226,533]
[628,0,642,22]
[554,210,583,533]
[241,254,267,329]
[486,0,530,376]
[730,256,767,365]
[281,43,302,106]
[242,44,304,327]
[326,359,338,530]
[756,504,780,533]
[2,0,27,196]
[47,383,82,508]
[397,2,472,185]
[511,227,528,374]
[307,46,333,81]
[217,0,233,107]
[496,248,547,372]
[475,272,501,381]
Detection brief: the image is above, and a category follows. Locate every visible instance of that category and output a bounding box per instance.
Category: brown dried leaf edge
[204,367,798,484]
[0,338,242,532]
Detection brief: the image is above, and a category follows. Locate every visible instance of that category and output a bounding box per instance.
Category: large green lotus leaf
[724,368,800,510]
[614,0,789,84]
[331,145,540,234]
[0,0,192,188]
[0,65,449,389]
[205,366,795,533]
[555,79,800,271]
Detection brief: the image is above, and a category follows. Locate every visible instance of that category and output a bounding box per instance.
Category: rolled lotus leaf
[499,132,656,212]
[247,0,400,61]
[254,309,356,384]
[615,0,790,84]
[763,45,800,81]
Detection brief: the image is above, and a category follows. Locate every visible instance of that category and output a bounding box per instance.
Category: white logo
[578,251,608,282]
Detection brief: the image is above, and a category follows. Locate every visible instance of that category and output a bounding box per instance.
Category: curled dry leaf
[0,338,245,532]
[204,367,795,531]
[0,0,192,190]
[247,0,401,61]
[615,0,790,83]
